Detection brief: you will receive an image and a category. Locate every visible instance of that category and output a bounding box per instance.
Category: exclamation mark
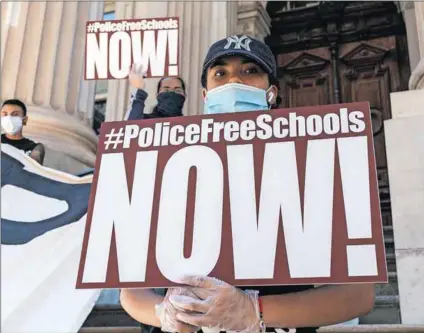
[337,136,378,277]
[168,29,178,76]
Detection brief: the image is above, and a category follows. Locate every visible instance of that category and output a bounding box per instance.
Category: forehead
[160,77,183,88]
[1,104,24,114]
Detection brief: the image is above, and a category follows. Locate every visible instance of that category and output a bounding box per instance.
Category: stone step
[375,295,400,308]
[384,235,395,246]
[79,325,424,333]
[386,271,397,282]
[383,228,394,242]
[375,281,398,296]
[385,253,397,272]
[383,224,393,230]
[360,296,400,324]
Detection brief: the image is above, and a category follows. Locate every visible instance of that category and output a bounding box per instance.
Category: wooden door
[275,34,409,226]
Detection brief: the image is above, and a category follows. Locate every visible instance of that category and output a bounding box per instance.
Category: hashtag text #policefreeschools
[104,108,366,151]
[87,18,178,33]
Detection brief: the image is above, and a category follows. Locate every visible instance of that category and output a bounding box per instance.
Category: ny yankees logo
[224,35,252,51]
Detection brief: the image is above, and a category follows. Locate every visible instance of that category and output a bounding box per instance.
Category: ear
[202,88,208,101]
[267,85,278,105]
[22,116,28,126]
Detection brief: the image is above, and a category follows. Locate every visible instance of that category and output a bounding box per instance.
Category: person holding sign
[120,35,375,333]
[126,63,187,120]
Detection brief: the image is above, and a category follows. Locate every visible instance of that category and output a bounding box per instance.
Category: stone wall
[385,2,424,324]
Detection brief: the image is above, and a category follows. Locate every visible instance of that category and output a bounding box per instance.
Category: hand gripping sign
[76,102,388,289]
[85,17,179,80]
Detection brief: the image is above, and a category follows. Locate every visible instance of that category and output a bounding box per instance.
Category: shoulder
[23,138,40,150]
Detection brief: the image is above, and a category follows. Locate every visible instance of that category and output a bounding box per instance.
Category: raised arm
[127,63,149,120]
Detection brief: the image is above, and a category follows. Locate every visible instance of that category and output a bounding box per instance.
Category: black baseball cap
[201,34,277,88]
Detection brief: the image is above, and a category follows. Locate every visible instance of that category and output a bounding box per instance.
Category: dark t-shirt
[141,285,318,333]
[1,134,38,155]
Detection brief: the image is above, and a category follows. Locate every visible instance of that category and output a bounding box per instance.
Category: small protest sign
[85,17,179,80]
[76,102,387,289]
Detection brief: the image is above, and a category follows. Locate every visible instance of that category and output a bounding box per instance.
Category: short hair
[2,99,27,116]
[157,76,186,93]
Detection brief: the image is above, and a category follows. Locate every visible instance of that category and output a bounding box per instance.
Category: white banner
[1,144,100,333]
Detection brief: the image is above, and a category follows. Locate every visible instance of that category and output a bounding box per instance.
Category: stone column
[105,1,238,122]
[409,1,424,91]
[236,1,271,42]
[409,58,424,90]
[413,2,424,62]
[1,1,103,174]
[385,1,424,324]
[400,2,420,72]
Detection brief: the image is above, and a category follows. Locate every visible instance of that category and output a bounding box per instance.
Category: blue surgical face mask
[203,83,273,115]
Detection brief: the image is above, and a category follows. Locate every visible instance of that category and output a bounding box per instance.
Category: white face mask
[1,116,23,135]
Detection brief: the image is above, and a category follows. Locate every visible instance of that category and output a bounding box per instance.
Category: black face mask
[154,91,186,117]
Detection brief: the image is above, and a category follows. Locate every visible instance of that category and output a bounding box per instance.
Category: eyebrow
[161,85,182,89]
[209,58,260,70]
[1,109,19,113]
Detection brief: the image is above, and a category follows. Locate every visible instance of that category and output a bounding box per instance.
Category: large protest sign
[85,17,179,80]
[1,145,100,332]
[76,102,387,289]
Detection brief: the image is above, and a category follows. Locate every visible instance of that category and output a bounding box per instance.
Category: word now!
[81,137,378,284]
[86,29,178,79]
